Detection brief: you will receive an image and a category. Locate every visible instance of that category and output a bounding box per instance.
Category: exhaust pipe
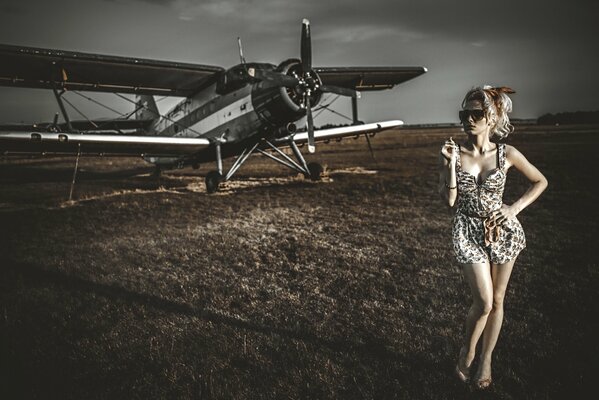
[276,123,297,137]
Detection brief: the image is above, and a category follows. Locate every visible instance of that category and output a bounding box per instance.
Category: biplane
[0,19,426,193]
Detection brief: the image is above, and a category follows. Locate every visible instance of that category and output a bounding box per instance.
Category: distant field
[1,125,597,399]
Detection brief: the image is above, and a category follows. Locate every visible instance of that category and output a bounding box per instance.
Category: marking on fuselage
[168,94,254,138]
[189,95,253,136]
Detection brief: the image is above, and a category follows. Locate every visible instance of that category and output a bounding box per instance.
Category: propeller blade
[305,91,315,153]
[320,85,359,98]
[250,68,299,88]
[301,19,312,73]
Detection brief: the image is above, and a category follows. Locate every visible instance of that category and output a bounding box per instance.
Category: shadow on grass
[5,260,409,364]
[0,165,158,184]
[0,261,488,399]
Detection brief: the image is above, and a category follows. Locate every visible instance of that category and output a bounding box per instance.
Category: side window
[216,71,227,94]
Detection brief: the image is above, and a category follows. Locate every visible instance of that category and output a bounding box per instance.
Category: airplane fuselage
[145,62,318,166]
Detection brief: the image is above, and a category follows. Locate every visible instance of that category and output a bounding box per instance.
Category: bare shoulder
[504,143,547,184]
[504,144,528,168]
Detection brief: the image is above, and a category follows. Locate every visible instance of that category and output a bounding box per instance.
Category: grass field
[1,125,597,399]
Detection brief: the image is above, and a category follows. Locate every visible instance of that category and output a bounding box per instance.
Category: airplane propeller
[300,19,312,73]
[305,90,314,152]
[250,19,360,153]
[297,19,362,153]
[299,19,317,153]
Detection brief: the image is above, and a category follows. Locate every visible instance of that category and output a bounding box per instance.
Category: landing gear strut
[206,141,224,193]
[203,137,323,193]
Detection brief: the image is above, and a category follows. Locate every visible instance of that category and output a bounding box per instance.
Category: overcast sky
[0,0,597,125]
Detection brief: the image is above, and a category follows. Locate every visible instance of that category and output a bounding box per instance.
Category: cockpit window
[216,65,249,94]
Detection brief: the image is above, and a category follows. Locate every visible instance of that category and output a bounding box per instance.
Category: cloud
[107,0,598,49]
[174,0,238,20]
[314,25,425,44]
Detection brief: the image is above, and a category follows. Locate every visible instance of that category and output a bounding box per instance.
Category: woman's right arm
[439,138,458,207]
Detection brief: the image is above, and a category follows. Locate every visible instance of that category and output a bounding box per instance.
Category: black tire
[307,162,323,181]
[151,167,161,178]
[205,171,222,193]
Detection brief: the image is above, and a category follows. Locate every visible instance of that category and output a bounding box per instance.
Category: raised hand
[441,137,458,164]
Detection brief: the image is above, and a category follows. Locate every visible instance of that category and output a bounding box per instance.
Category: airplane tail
[135,94,159,133]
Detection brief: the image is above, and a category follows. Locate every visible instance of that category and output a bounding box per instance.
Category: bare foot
[455,347,473,383]
[474,361,493,389]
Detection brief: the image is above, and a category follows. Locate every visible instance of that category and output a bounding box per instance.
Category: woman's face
[460,99,489,136]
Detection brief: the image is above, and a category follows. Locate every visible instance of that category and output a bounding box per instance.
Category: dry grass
[1,125,598,399]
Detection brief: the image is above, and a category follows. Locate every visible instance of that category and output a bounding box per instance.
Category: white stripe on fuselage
[174,94,254,138]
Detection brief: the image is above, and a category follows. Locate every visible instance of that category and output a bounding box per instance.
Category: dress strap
[497,143,506,169]
[456,144,462,171]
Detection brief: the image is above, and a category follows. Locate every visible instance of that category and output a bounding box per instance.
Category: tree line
[537,111,599,125]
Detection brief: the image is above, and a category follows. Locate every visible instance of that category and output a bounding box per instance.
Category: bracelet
[445,183,457,190]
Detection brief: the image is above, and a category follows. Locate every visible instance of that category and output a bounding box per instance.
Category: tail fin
[135,95,159,133]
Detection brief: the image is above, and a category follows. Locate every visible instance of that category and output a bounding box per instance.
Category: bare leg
[458,261,493,379]
[475,257,517,387]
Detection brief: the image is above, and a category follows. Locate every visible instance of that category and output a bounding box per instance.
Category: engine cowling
[250,59,322,131]
[276,59,322,112]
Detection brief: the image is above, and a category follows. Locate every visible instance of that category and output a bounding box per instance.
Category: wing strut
[68,144,82,202]
[203,136,323,193]
[52,87,74,132]
[52,85,82,200]
[352,96,360,125]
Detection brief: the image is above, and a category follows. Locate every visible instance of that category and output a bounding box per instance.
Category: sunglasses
[459,109,485,122]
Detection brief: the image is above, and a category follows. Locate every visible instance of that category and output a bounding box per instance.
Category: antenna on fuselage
[237,37,246,65]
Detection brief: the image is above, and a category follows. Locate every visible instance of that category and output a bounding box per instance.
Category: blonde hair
[462,85,515,139]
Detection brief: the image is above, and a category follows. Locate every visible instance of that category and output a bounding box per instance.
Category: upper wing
[315,67,427,91]
[0,131,210,157]
[275,120,403,145]
[0,44,224,96]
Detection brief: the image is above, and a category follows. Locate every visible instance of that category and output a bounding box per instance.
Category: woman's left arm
[493,145,548,224]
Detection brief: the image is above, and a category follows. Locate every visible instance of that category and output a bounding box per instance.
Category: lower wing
[1,120,403,157]
[276,120,403,145]
[0,131,210,157]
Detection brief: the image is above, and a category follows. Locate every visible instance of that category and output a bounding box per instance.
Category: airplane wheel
[205,171,222,193]
[307,162,323,181]
[151,167,161,178]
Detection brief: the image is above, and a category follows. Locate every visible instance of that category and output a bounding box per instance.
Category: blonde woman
[439,86,548,389]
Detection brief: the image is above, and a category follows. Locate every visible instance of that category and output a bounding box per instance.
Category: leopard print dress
[452,143,526,264]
